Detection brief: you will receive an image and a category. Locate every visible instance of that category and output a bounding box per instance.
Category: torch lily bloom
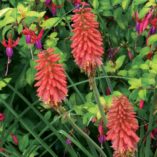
[2,36,19,59]
[107,95,139,156]
[35,48,68,107]
[31,29,44,49]
[71,5,104,77]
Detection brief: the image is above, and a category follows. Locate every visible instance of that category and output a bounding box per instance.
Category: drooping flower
[11,133,18,145]
[0,113,5,121]
[71,5,104,77]
[150,128,157,139]
[35,48,68,107]
[98,120,106,144]
[150,18,157,34]
[127,49,134,60]
[73,0,82,7]
[106,95,139,155]
[51,3,57,16]
[135,11,153,34]
[22,27,35,44]
[2,36,19,59]
[45,0,51,5]
[31,29,44,49]
[66,138,72,145]
[139,100,144,109]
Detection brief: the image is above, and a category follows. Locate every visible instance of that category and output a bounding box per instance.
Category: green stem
[144,93,156,157]
[101,66,113,94]
[66,72,85,103]
[91,77,107,124]
[67,116,107,157]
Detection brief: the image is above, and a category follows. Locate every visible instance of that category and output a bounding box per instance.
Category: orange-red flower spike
[35,48,68,107]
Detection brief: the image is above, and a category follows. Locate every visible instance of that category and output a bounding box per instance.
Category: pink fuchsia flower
[73,0,82,7]
[66,138,72,145]
[147,51,153,60]
[150,18,157,34]
[98,120,106,144]
[45,0,51,5]
[11,133,18,145]
[106,87,111,95]
[2,36,19,59]
[22,27,35,44]
[31,29,44,49]
[139,100,144,109]
[0,113,5,121]
[150,128,157,139]
[127,49,134,60]
[107,95,139,155]
[135,11,153,34]
[51,3,57,16]
[0,147,5,152]
[35,48,68,107]
[71,5,104,77]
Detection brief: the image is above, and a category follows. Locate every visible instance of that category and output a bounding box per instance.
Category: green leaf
[138,89,147,100]
[129,78,142,89]
[112,0,122,6]
[19,135,29,152]
[26,11,46,18]
[115,55,126,70]
[44,111,52,120]
[40,17,60,29]
[117,70,128,76]
[92,0,99,9]
[138,7,150,19]
[139,47,150,57]
[0,78,11,90]
[26,68,36,85]
[148,34,157,45]
[0,8,11,17]
[122,0,130,10]
[0,16,16,29]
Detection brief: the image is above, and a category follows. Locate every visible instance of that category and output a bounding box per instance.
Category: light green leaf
[148,34,157,45]
[92,0,99,9]
[115,55,126,70]
[0,78,11,90]
[40,17,60,29]
[138,89,147,100]
[0,8,11,17]
[129,78,142,89]
[122,0,130,10]
[139,47,150,57]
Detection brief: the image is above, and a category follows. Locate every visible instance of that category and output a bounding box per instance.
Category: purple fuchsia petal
[35,40,42,49]
[6,47,13,58]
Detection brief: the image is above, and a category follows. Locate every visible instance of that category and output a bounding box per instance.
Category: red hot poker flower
[35,48,68,107]
[71,6,104,77]
[107,95,139,155]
